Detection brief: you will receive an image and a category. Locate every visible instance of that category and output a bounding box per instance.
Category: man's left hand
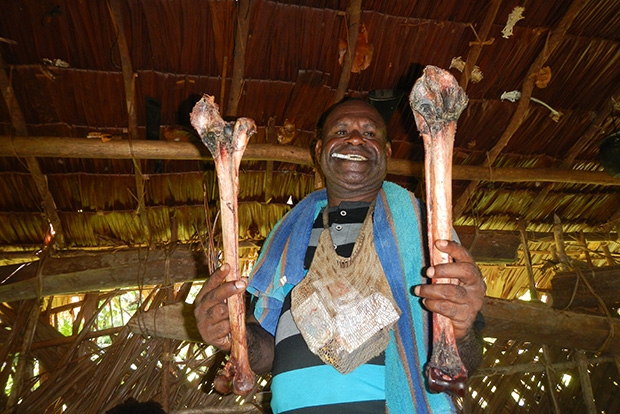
[414,239,486,339]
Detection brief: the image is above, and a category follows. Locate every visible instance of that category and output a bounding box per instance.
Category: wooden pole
[124,295,620,354]
[575,350,598,414]
[519,220,540,301]
[264,117,277,202]
[332,0,363,104]
[553,214,571,270]
[542,344,562,414]
[459,0,502,90]
[544,214,570,413]
[0,54,66,247]
[472,355,615,377]
[226,0,251,117]
[2,137,620,186]
[30,327,124,350]
[108,0,151,246]
[161,258,174,413]
[6,299,40,412]
[602,244,617,266]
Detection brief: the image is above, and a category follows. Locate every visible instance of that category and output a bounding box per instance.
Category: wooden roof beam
[2,137,619,186]
[0,227,616,263]
[453,0,589,218]
[1,229,618,301]
[481,297,620,354]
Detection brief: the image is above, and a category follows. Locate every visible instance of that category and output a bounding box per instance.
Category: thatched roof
[0,0,619,412]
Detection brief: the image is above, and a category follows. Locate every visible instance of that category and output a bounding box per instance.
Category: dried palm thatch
[0,182,269,414]
[0,286,269,414]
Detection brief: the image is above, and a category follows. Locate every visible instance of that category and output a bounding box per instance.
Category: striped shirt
[270,202,386,414]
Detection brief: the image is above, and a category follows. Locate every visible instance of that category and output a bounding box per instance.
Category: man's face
[315,100,392,202]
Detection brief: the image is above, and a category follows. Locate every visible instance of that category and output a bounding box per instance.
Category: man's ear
[315,139,323,161]
[385,142,392,158]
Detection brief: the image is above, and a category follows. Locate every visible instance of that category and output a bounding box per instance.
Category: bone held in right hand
[409,65,469,396]
[190,94,256,396]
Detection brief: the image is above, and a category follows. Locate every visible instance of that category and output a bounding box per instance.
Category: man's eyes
[334,129,376,137]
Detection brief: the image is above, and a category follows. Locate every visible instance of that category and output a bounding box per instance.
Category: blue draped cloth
[247,181,455,413]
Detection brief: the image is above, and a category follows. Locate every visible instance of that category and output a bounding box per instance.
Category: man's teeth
[331,153,368,161]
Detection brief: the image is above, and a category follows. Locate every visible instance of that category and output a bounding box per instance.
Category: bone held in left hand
[409,66,469,396]
[190,94,256,396]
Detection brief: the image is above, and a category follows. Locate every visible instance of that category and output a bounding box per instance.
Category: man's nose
[344,130,364,144]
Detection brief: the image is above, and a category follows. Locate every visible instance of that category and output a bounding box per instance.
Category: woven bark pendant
[291,206,401,374]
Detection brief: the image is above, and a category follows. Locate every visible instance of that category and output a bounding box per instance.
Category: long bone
[409,66,469,396]
[190,94,256,395]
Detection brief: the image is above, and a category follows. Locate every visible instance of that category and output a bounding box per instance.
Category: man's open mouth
[331,153,368,161]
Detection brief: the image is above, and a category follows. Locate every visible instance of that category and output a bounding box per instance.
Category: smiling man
[194,99,486,413]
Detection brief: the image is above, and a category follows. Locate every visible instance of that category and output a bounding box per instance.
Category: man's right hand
[193,263,248,352]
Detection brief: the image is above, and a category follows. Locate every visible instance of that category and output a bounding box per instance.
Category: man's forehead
[324,100,385,127]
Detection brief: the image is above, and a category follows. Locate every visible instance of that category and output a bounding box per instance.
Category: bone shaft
[424,125,458,340]
[424,124,459,341]
[424,125,455,269]
[214,159,254,395]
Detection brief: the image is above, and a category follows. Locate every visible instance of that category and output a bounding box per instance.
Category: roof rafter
[0,54,65,247]
[109,0,152,245]
[332,0,363,104]
[454,0,590,218]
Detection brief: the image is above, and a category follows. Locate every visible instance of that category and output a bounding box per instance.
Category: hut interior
[1,0,620,412]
